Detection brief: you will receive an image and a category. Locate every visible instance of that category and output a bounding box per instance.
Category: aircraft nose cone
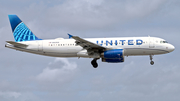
[168,44,175,52]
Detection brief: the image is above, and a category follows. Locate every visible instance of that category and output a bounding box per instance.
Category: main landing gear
[91,58,99,68]
[150,55,154,65]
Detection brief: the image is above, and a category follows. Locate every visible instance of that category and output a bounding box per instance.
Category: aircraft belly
[43,52,77,57]
[124,48,168,56]
[42,46,82,57]
[7,46,78,57]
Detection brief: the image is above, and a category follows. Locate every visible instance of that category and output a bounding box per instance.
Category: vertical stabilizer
[8,15,41,42]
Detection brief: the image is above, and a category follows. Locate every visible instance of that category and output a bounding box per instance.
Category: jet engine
[101,49,124,63]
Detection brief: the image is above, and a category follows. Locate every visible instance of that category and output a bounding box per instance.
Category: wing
[68,34,106,51]
[6,41,28,48]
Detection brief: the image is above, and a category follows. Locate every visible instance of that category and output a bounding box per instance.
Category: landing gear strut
[91,58,99,68]
[150,55,154,65]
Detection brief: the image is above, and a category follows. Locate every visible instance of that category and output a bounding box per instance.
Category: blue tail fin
[8,15,42,42]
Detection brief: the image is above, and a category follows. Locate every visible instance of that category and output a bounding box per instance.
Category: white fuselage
[5,36,175,58]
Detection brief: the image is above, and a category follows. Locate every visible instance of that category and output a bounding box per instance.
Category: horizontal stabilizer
[6,41,28,47]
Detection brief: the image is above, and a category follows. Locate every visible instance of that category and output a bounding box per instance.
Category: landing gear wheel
[149,55,154,65]
[150,61,154,65]
[91,59,98,68]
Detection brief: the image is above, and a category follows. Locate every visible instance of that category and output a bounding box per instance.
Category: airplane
[5,15,175,68]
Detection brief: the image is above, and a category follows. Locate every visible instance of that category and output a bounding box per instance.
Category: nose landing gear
[150,55,154,65]
[91,58,99,68]
[150,61,154,65]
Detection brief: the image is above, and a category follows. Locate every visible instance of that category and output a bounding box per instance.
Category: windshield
[160,41,168,43]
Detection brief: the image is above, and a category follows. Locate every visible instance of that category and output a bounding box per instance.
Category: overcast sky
[0,0,180,101]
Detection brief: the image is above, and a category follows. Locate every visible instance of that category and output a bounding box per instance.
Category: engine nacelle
[102,49,124,63]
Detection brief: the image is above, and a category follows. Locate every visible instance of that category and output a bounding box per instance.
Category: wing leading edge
[68,34,106,51]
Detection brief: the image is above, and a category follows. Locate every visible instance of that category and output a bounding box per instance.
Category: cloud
[17,0,167,34]
[0,91,43,101]
[0,26,13,49]
[0,91,21,99]
[86,0,104,6]
[36,58,78,83]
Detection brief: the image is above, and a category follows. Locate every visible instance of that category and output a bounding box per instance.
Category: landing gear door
[37,41,43,51]
[149,38,155,48]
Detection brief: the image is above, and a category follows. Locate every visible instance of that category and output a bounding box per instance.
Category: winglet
[68,33,73,39]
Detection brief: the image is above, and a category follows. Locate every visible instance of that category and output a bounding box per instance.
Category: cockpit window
[160,41,168,43]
